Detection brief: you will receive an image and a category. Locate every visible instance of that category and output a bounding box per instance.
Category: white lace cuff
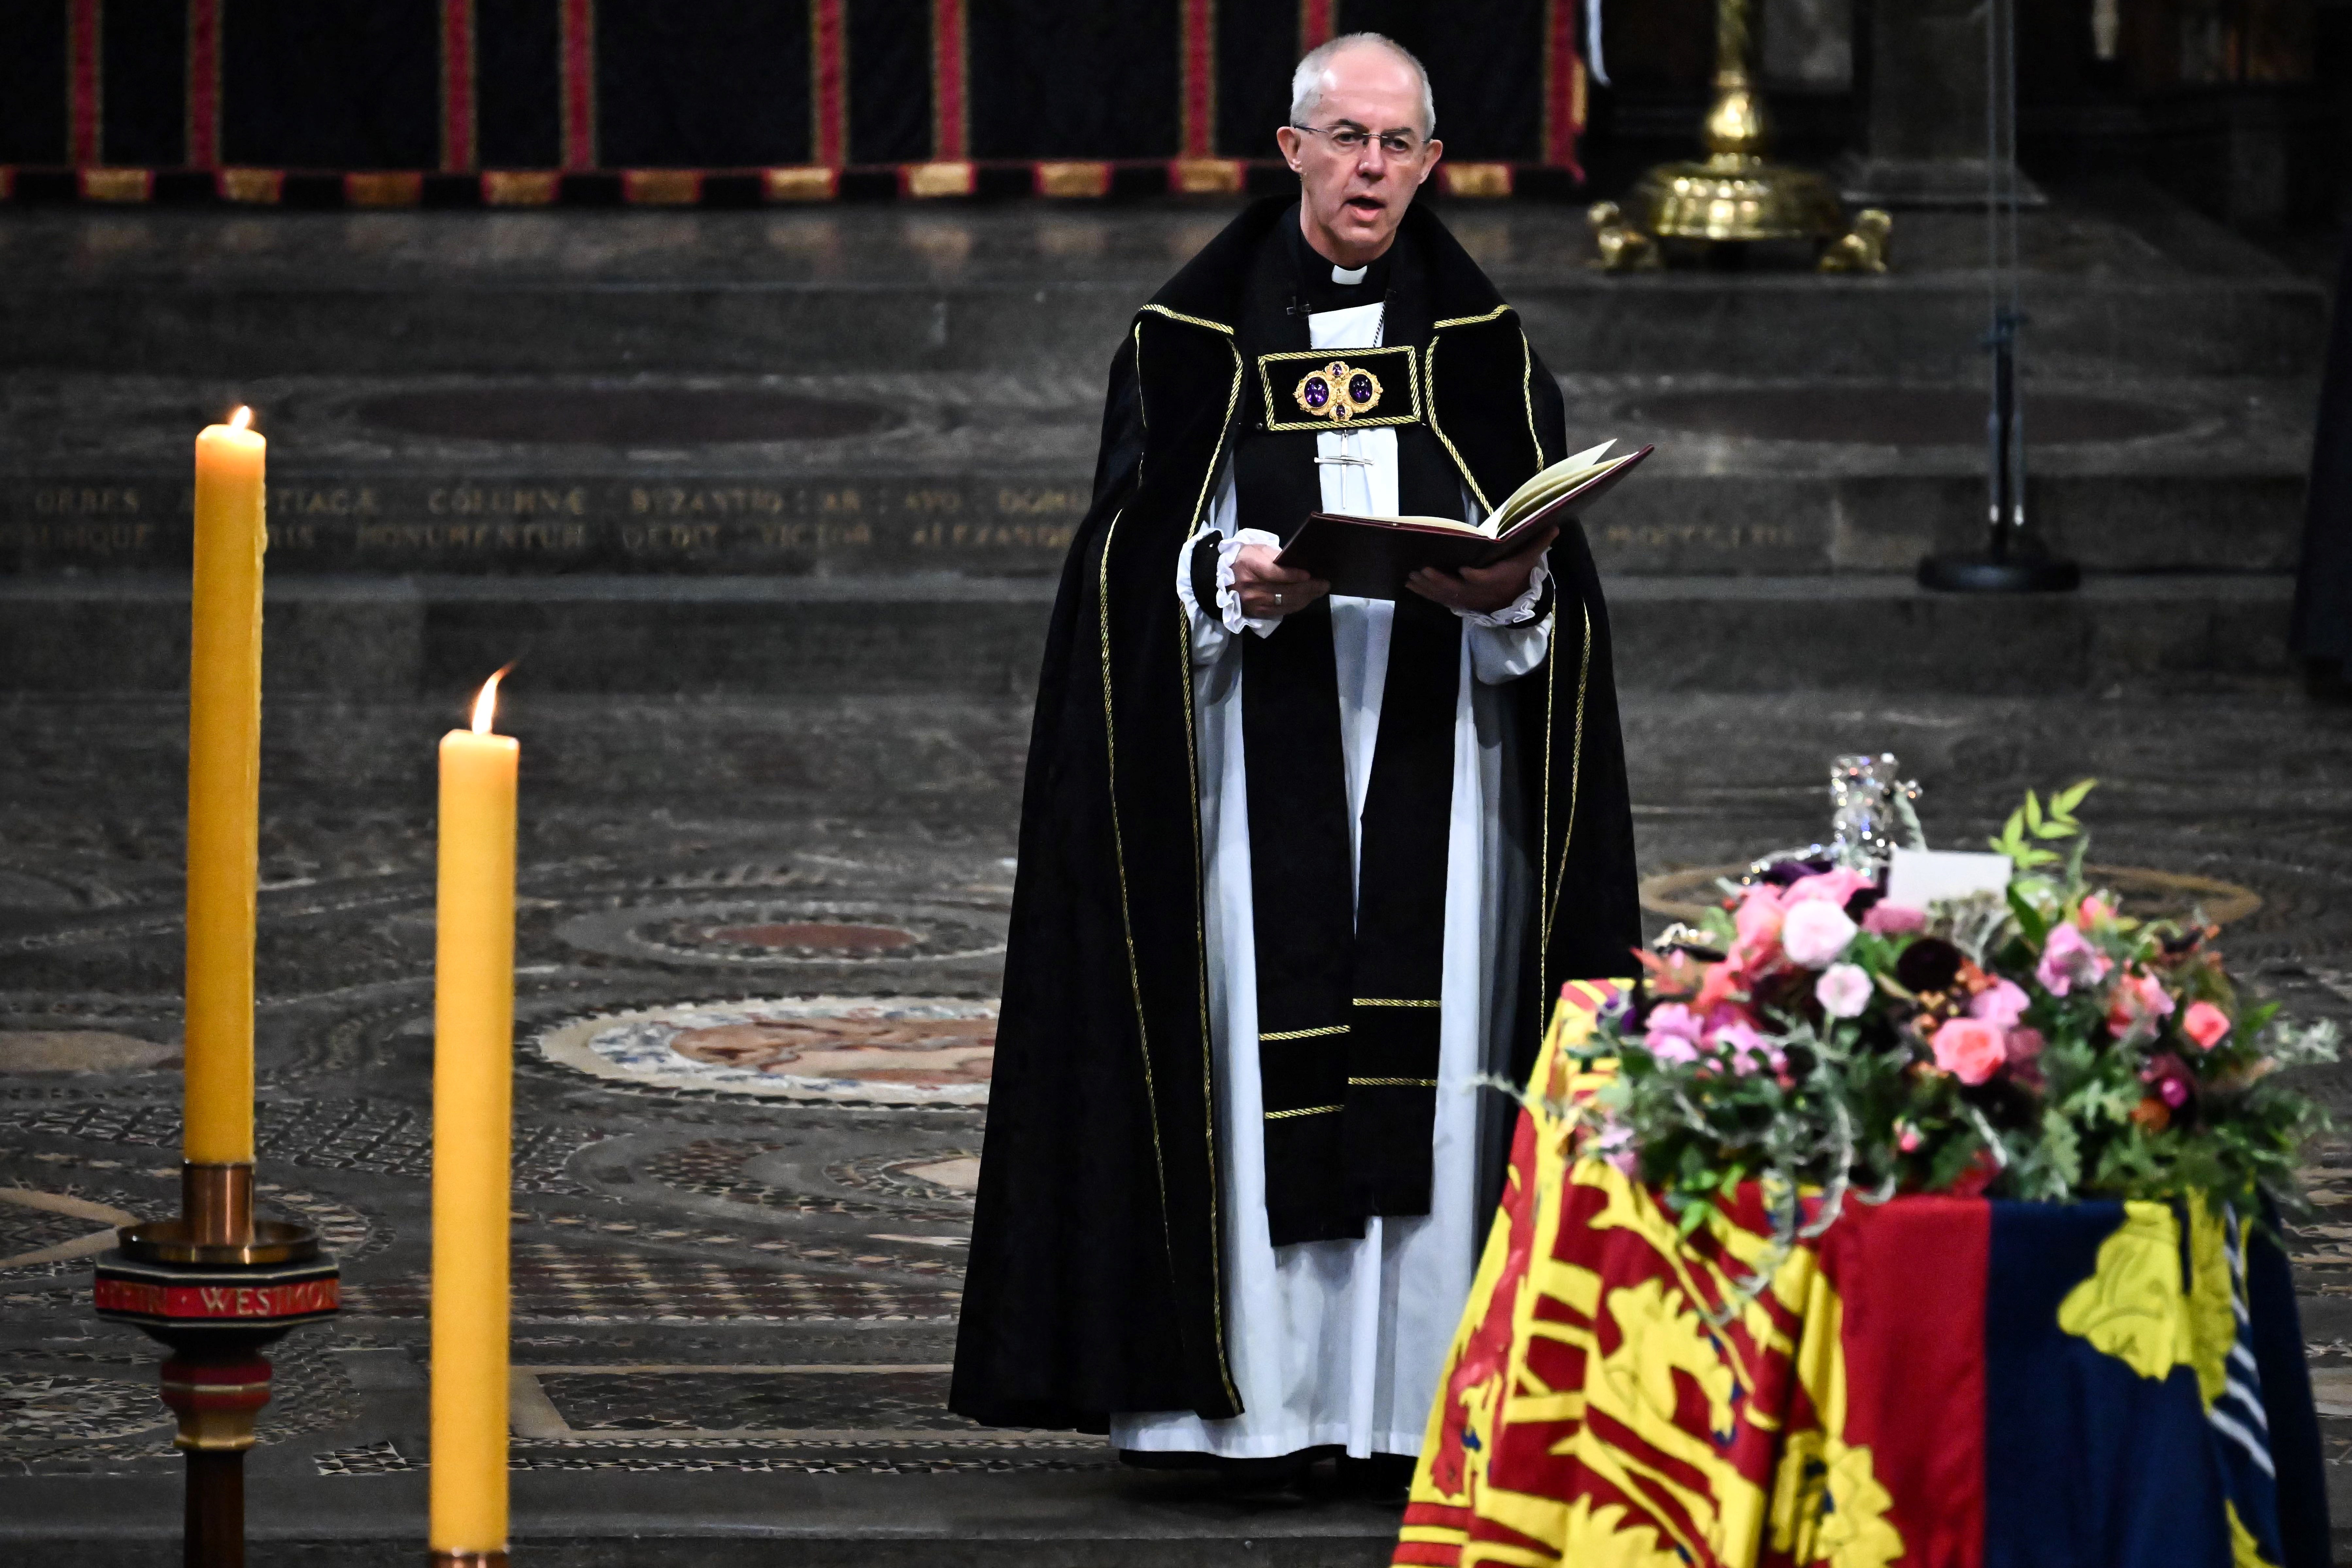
[1217,528,1285,637]
[1455,559,1551,628]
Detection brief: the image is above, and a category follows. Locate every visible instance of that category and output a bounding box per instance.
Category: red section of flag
[1180,0,1214,158]
[186,0,221,168]
[1298,0,1334,54]
[68,0,102,165]
[441,0,477,171]
[1825,1196,1988,1568]
[931,0,966,159]
[1541,0,1584,177]
[811,0,847,166]
[560,0,597,171]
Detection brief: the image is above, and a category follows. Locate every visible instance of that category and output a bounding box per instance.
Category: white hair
[1290,33,1435,140]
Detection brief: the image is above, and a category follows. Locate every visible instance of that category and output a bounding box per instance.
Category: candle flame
[228,406,254,431]
[470,665,513,734]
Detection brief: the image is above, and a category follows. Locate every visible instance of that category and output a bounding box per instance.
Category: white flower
[1815,963,1872,1019]
[1781,900,1858,968]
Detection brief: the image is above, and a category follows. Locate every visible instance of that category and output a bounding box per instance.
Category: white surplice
[1111,298,1553,1460]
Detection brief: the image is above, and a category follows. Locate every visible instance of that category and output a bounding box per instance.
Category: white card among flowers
[1885,847,2014,912]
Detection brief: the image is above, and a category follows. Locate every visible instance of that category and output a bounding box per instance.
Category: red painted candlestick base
[92,1162,339,1568]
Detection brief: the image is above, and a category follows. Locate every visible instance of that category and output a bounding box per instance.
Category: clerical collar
[1286,211,1392,314]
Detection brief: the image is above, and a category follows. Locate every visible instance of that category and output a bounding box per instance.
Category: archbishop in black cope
[951,34,1639,1461]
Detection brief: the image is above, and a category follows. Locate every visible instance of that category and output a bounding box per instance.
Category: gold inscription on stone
[621,523,723,552]
[28,486,142,516]
[430,485,588,517]
[266,523,317,550]
[753,521,873,549]
[905,521,1075,549]
[0,521,156,552]
[996,486,1085,515]
[896,487,962,513]
[354,523,499,552]
[630,486,792,518]
[271,486,380,517]
[1600,523,1798,551]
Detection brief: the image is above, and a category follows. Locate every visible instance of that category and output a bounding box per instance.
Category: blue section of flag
[1982,1200,2235,1568]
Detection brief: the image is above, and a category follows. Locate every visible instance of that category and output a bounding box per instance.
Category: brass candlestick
[1592,0,1888,271]
[94,1161,340,1568]
[431,1554,512,1567]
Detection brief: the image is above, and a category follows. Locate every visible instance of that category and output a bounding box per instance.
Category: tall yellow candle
[430,670,518,1557]
[184,407,266,1168]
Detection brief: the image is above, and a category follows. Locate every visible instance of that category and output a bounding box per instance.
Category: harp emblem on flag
[1294,360,1384,423]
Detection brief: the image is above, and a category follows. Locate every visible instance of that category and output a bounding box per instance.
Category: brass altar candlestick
[1592,0,1888,271]
[94,1161,339,1568]
[431,1553,512,1567]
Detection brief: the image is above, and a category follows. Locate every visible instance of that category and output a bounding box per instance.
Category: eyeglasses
[1290,123,1424,159]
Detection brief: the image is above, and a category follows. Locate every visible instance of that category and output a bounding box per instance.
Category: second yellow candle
[430,675,518,1557]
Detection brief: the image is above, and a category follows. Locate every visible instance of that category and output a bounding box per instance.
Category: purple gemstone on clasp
[1303,376,1330,408]
[1348,373,1375,405]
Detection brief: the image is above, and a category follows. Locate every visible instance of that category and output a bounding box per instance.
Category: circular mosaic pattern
[554,901,1005,969]
[539,997,996,1104]
[0,1375,167,1441]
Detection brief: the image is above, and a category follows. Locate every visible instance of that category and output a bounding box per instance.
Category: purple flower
[2035,923,2112,998]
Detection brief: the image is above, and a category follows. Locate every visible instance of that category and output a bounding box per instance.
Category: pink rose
[1733,884,1785,954]
[2181,1001,2231,1051]
[1931,1017,2008,1085]
[1863,902,1926,935]
[1895,1121,1923,1153]
[1968,979,2031,1030]
[1781,900,1859,969]
[2078,895,2115,926]
[1815,963,1873,1019]
[1785,868,1875,908]
[2105,972,2176,1042]
[2005,1027,2045,1064]
[2035,923,2112,998]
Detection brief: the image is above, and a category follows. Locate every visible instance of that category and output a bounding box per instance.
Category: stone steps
[0,574,2296,698]
[0,202,2323,386]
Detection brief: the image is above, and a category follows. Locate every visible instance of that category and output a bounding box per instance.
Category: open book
[1274,441,1653,599]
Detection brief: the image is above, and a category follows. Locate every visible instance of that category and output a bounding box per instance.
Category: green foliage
[1989,778,2095,869]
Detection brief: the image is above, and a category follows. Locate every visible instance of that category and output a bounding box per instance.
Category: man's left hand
[1406,525,1557,616]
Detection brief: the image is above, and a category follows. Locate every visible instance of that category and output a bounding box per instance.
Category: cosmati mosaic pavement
[2,687,2350,1495]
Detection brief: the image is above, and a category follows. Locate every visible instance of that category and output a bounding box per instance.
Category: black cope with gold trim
[951,196,1640,1437]
[1260,345,1420,431]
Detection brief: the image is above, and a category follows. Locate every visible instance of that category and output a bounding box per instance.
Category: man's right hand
[1229,545,1330,620]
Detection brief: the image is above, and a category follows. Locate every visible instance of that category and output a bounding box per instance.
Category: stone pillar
[1838,0,2044,206]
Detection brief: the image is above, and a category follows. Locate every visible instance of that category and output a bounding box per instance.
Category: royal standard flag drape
[1397,982,2330,1568]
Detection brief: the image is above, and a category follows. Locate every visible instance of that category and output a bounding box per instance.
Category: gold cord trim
[1140,302,1235,335]
[1348,1076,1440,1087]
[1543,600,1595,950]
[1518,326,1543,471]
[1421,332,1495,517]
[1432,302,1514,330]
[1354,997,1442,1008]
[1265,1104,1344,1120]
[1260,1024,1350,1041]
[1097,506,1183,1344]
[1179,335,1244,1409]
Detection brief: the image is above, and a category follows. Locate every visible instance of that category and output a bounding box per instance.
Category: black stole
[1234,221,1465,1245]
